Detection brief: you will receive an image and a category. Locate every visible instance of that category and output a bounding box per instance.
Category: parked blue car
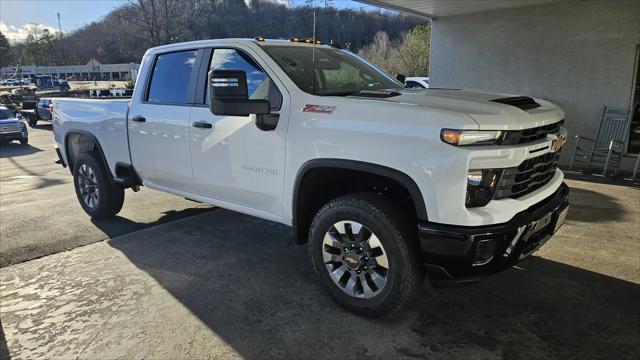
[0,107,28,145]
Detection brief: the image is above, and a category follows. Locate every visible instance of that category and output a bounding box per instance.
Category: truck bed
[53,98,131,175]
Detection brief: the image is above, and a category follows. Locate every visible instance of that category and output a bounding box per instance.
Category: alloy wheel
[322,220,390,299]
[78,163,100,209]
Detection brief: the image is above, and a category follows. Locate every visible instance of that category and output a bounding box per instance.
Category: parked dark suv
[34,98,53,124]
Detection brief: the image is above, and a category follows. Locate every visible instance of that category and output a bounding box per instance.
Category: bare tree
[127,0,181,45]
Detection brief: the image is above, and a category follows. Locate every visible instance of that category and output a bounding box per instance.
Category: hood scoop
[490,96,541,111]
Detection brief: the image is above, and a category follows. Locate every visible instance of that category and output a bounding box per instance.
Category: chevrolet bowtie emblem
[549,134,566,153]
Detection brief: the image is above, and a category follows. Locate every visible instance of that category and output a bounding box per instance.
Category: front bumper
[0,131,27,141]
[419,182,569,283]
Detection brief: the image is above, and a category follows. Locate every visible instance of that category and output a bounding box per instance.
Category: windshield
[261,45,402,96]
[0,109,15,120]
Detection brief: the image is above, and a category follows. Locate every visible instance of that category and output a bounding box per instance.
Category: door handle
[193,121,213,129]
[131,115,146,122]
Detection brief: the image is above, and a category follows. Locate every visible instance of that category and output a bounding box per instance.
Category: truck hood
[0,118,21,125]
[353,89,565,130]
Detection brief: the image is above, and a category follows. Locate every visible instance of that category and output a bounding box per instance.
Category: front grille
[0,124,19,133]
[501,121,564,145]
[494,152,559,199]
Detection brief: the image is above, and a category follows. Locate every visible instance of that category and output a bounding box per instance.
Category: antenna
[312,10,316,95]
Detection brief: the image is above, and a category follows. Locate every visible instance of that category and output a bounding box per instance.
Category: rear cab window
[146,50,198,104]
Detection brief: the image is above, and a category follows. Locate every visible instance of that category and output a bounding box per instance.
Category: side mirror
[16,112,22,119]
[395,74,406,83]
[208,70,269,117]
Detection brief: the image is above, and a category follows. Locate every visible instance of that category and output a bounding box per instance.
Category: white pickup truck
[53,38,569,317]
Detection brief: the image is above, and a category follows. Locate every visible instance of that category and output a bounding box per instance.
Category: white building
[1,58,140,81]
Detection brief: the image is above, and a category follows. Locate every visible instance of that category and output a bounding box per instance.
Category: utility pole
[57,13,63,36]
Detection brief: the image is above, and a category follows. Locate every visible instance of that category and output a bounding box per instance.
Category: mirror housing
[395,73,406,83]
[208,70,270,116]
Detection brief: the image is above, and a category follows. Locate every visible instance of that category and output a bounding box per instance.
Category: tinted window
[405,81,425,89]
[0,109,14,119]
[147,50,198,104]
[207,49,281,110]
[262,45,401,96]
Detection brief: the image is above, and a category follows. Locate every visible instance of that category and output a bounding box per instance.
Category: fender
[292,158,428,243]
[63,130,114,178]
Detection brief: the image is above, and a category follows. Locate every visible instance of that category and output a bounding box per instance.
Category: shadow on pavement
[0,144,42,158]
[0,321,8,360]
[30,123,52,131]
[0,206,213,268]
[109,209,640,359]
[91,206,215,239]
[566,187,625,223]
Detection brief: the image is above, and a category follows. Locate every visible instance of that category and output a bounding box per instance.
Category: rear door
[128,49,201,191]
[188,46,289,215]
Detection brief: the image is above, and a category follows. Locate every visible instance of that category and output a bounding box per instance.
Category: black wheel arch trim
[63,130,113,178]
[292,158,428,243]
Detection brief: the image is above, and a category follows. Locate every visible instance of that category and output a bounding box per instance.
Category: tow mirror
[208,70,269,117]
[395,73,406,83]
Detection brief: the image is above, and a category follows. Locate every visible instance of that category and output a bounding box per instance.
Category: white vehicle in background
[52,38,569,317]
[1,79,19,86]
[405,76,430,89]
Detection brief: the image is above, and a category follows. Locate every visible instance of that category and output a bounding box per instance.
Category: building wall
[1,63,140,81]
[430,0,640,168]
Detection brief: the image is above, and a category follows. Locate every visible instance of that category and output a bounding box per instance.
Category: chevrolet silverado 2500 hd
[53,38,569,317]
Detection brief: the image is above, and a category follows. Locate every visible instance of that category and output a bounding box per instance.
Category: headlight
[466,169,501,207]
[441,129,503,146]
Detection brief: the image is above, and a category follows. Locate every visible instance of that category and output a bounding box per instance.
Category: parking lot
[1,126,639,359]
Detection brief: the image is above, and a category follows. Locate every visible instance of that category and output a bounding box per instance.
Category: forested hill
[2,0,426,67]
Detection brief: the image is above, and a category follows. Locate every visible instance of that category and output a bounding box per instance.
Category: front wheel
[308,193,424,317]
[19,136,28,145]
[73,152,124,218]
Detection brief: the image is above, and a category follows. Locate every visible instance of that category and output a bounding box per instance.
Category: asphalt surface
[0,125,639,359]
[0,124,212,267]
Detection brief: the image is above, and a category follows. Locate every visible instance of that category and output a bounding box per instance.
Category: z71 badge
[302,104,335,114]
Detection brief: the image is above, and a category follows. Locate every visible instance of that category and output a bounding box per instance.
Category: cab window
[147,50,198,104]
[207,48,281,110]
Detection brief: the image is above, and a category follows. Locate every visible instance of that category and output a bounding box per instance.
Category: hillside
[1,0,426,67]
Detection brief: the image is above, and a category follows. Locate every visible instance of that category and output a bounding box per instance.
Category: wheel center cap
[344,252,361,270]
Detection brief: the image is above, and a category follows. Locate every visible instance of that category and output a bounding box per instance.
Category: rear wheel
[308,193,424,317]
[73,152,124,218]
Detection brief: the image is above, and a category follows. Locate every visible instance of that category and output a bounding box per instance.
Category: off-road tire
[308,192,424,317]
[73,152,125,218]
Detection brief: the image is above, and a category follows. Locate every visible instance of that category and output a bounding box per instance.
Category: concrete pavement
[0,125,213,267]
[1,176,639,359]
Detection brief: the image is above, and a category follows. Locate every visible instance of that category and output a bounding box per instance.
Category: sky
[0,0,377,42]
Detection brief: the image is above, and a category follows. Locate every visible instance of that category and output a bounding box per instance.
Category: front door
[128,49,199,191]
[189,47,289,216]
